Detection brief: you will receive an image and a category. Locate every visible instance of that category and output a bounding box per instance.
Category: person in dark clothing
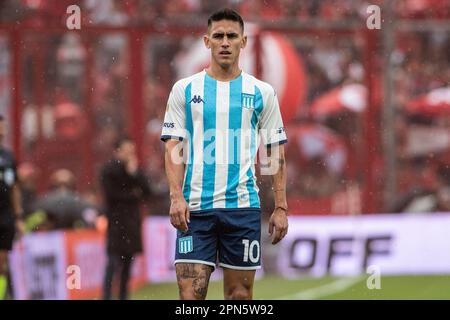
[0,115,25,300]
[100,136,151,300]
[34,169,99,230]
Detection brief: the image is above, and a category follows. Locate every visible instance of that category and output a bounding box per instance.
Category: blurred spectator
[54,102,86,141]
[32,169,99,230]
[100,136,151,300]
[17,162,39,219]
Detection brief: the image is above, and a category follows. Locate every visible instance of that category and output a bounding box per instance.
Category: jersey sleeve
[258,87,288,146]
[160,81,187,142]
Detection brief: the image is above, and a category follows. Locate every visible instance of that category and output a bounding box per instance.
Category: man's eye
[213,34,224,39]
[227,34,238,39]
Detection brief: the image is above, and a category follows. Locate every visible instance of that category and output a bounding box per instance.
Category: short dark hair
[114,135,134,150]
[208,8,244,33]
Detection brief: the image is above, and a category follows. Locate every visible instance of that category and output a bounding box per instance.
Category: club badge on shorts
[178,236,193,254]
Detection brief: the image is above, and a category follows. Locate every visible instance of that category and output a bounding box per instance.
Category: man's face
[0,120,5,146]
[116,141,136,162]
[204,20,247,69]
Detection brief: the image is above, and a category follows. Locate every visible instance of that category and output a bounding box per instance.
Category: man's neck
[206,64,241,82]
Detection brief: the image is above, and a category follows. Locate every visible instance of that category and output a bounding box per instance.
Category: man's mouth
[219,51,231,56]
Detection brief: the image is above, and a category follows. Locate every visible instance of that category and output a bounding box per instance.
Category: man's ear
[241,35,247,49]
[203,34,210,49]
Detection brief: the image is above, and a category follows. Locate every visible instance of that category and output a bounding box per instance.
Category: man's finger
[170,212,181,229]
[186,208,190,224]
[178,211,188,232]
[272,226,283,245]
[268,221,274,236]
[280,228,288,241]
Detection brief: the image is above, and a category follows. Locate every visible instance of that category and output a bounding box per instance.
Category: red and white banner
[10,231,68,300]
[10,229,146,300]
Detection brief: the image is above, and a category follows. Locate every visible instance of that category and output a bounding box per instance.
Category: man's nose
[221,36,230,47]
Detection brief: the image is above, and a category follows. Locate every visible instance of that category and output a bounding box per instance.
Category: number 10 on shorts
[242,239,260,263]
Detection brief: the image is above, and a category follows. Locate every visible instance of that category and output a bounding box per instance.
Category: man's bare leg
[223,268,256,300]
[176,263,214,300]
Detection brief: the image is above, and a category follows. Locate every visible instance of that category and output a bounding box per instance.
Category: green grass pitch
[131,275,450,300]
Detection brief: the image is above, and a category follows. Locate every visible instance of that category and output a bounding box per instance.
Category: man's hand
[169,196,190,232]
[126,155,138,175]
[268,207,288,245]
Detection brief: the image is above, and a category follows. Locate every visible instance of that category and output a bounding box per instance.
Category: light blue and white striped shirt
[161,70,287,212]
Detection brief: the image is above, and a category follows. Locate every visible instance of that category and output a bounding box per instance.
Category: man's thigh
[175,263,214,300]
[174,213,218,300]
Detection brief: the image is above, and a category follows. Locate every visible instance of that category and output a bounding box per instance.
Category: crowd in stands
[0,0,449,222]
[1,0,448,27]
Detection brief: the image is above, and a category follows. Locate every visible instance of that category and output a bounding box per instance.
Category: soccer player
[161,8,288,300]
[0,115,25,299]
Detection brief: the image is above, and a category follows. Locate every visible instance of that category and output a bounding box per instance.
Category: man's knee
[178,287,207,300]
[177,281,209,300]
[177,275,209,300]
[225,285,252,300]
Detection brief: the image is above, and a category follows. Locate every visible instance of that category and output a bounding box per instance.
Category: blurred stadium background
[1,0,450,300]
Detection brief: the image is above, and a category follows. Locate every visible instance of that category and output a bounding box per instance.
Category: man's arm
[267,144,288,245]
[165,139,189,232]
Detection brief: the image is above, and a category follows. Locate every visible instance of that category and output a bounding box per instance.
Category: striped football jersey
[161,70,287,212]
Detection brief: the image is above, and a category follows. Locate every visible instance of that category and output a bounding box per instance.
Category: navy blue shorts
[175,209,261,270]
